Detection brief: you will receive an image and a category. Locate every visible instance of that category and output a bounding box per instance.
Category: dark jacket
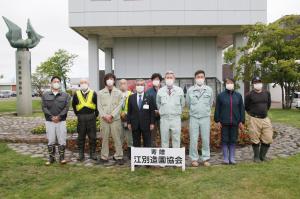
[245,90,271,118]
[127,93,155,132]
[214,90,245,126]
[146,87,160,120]
[41,91,70,121]
[72,90,99,117]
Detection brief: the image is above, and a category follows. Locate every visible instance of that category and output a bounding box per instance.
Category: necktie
[138,95,142,110]
[168,88,172,96]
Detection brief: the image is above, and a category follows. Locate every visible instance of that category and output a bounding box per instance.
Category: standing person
[97,73,124,165]
[146,73,163,147]
[186,70,214,167]
[156,71,185,148]
[42,76,70,165]
[119,79,133,159]
[214,78,245,165]
[72,79,99,161]
[127,79,155,148]
[245,77,273,163]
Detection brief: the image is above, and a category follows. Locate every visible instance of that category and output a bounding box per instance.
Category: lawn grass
[0,143,300,199]
[0,98,42,113]
[269,109,300,128]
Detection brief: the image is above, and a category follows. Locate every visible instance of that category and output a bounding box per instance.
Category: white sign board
[131,147,185,171]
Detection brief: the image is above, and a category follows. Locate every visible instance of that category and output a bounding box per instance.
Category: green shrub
[31,118,101,134]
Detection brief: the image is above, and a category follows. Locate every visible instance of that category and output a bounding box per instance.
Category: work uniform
[186,84,213,162]
[97,87,124,160]
[120,90,133,148]
[146,87,160,147]
[41,90,70,164]
[156,85,185,148]
[72,89,99,160]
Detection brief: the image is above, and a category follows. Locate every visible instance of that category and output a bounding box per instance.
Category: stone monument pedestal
[16,49,32,116]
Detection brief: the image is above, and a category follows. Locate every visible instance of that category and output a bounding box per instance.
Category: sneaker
[191,161,199,167]
[203,161,210,167]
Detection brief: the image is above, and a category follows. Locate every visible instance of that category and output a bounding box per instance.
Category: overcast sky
[0,0,300,83]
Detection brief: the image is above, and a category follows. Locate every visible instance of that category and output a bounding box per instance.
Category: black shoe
[96,158,109,165]
[260,143,270,161]
[252,143,261,163]
[78,152,85,162]
[89,152,98,161]
[113,157,124,165]
[117,159,124,165]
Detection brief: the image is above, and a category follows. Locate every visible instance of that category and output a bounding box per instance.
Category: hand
[107,115,113,123]
[216,122,222,130]
[150,124,155,131]
[52,116,60,123]
[127,124,132,131]
[102,115,110,123]
[239,123,244,131]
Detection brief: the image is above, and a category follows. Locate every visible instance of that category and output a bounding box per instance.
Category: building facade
[69,0,267,96]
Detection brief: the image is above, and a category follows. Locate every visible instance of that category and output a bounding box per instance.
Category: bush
[31,118,101,134]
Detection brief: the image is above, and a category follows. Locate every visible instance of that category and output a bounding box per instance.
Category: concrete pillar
[233,33,247,99]
[105,48,113,74]
[216,47,223,83]
[88,35,99,91]
[16,49,32,116]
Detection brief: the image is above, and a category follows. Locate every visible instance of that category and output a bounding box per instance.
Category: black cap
[252,76,262,83]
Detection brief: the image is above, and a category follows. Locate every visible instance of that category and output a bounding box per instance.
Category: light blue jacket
[186,84,213,118]
[156,85,185,117]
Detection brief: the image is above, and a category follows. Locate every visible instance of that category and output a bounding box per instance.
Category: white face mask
[136,86,144,93]
[106,79,114,87]
[165,79,174,87]
[52,82,61,90]
[226,83,234,91]
[195,78,205,86]
[254,83,263,90]
[152,80,160,87]
[80,83,89,91]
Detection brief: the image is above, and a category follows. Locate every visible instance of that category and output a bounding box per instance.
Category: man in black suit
[127,79,155,147]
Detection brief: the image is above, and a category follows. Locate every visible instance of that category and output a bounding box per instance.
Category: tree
[31,72,49,96]
[225,15,300,109]
[0,74,3,79]
[36,49,77,89]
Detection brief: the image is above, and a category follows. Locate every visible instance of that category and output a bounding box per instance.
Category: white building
[68,0,267,96]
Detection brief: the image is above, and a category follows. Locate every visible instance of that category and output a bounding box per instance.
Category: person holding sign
[214,78,245,165]
[186,70,213,167]
[127,79,155,148]
[156,71,185,148]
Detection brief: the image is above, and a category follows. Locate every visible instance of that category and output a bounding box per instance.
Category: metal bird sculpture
[2,16,43,49]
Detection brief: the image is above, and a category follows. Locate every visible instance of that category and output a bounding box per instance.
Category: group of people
[41,70,273,167]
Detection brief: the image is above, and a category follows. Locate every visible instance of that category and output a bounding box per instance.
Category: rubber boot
[222,144,229,165]
[58,145,67,164]
[229,144,236,165]
[45,145,56,165]
[252,143,261,163]
[260,143,270,162]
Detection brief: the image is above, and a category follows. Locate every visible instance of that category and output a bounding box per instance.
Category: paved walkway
[1,114,300,167]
